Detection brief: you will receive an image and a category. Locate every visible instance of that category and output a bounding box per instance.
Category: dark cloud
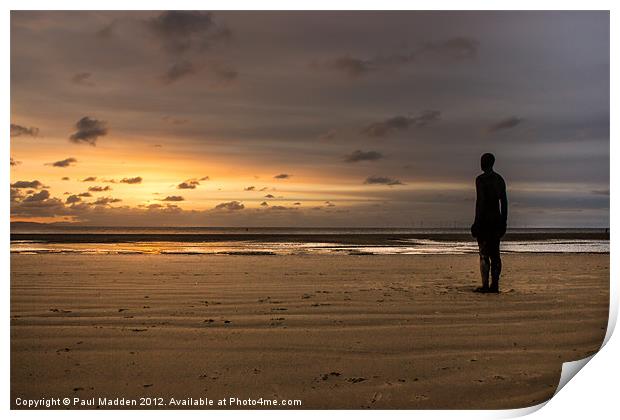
[362,110,441,137]
[10,157,21,166]
[92,197,122,206]
[162,60,194,84]
[318,129,337,141]
[71,72,95,86]
[69,117,108,145]
[267,205,299,211]
[177,179,200,189]
[11,123,39,137]
[214,200,244,211]
[10,193,66,217]
[120,177,143,184]
[327,56,372,78]
[147,11,231,54]
[260,201,268,207]
[487,117,524,133]
[11,180,46,189]
[88,185,112,192]
[48,157,77,168]
[212,65,238,83]
[22,189,50,202]
[344,150,384,163]
[199,176,210,181]
[96,21,115,38]
[364,176,404,186]
[10,188,23,203]
[81,176,97,182]
[325,37,478,78]
[264,194,275,199]
[592,189,610,196]
[161,195,184,201]
[420,37,479,61]
[162,116,190,125]
[66,195,81,204]
[78,192,92,197]
[244,186,255,191]
[61,177,70,181]
[274,173,290,179]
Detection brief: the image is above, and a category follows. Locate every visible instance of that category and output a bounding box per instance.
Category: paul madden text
[14,396,303,408]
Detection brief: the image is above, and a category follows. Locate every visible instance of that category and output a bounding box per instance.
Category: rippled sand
[11,253,608,409]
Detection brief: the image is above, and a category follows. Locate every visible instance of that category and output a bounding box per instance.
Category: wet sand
[11,253,608,409]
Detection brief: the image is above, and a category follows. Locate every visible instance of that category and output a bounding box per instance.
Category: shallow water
[10,238,609,255]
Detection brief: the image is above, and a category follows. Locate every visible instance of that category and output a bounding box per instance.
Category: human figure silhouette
[471,153,507,293]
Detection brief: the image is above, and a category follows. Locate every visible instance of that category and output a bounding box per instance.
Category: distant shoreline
[10,231,610,244]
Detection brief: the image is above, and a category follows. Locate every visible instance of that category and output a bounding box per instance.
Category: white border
[2,2,616,420]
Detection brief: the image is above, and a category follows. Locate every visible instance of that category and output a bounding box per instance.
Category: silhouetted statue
[471,153,507,293]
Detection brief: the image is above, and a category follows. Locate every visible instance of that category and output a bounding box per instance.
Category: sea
[10,226,610,256]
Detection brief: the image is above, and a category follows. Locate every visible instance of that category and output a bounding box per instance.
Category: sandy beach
[11,253,608,409]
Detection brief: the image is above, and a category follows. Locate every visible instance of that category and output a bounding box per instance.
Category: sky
[10,11,609,227]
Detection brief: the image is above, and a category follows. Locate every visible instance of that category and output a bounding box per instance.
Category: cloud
[420,37,479,61]
[199,176,210,181]
[177,179,200,189]
[162,60,194,84]
[92,197,122,206]
[48,157,77,168]
[162,116,190,125]
[161,195,184,201]
[487,117,523,133]
[11,180,46,189]
[212,65,238,83]
[214,200,244,211]
[344,150,384,163]
[264,194,275,199]
[69,117,108,145]
[318,129,337,141]
[293,202,301,205]
[61,177,70,181]
[81,176,97,182]
[147,11,231,54]
[88,185,112,192]
[244,186,255,191]
[78,192,92,197]
[11,123,39,137]
[364,176,404,186]
[327,56,372,78]
[260,201,268,207]
[10,157,21,166]
[267,205,299,211]
[71,72,95,86]
[66,195,81,204]
[22,190,51,202]
[324,37,478,78]
[274,173,290,179]
[120,177,143,184]
[591,189,610,196]
[362,110,441,137]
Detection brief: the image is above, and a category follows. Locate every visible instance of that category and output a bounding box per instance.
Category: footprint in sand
[50,308,72,314]
[319,372,341,381]
[371,392,382,404]
[346,377,367,384]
